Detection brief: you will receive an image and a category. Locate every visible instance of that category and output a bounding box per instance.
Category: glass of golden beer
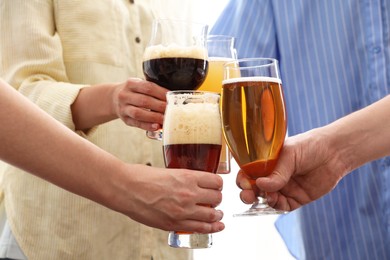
[142,19,209,140]
[198,35,237,174]
[222,58,287,216]
[163,90,222,248]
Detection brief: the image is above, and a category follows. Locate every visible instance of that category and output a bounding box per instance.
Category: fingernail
[217,210,224,220]
[151,123,159,130]
[240,196,250,204]
[218,223,225,232]
[240,178,252,190]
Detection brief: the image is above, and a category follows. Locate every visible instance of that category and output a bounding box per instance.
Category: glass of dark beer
[163,90,222,248]
[143,19,209,140]
[221,58,287,216]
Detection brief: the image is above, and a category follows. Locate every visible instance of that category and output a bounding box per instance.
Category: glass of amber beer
[163,90,222,248]
[221,58,287,216]
[143,19,209,140]
[198,35,237,174]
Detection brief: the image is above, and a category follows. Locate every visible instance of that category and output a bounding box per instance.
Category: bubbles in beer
[222,76,282,85]
[163,93,222,145]
[143,44,207,60]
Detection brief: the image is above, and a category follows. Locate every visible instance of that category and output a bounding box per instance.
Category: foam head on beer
[143,44,207,60]
[163,92,222,146]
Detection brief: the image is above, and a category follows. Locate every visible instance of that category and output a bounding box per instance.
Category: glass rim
[207,34,235,41]
[166,90,220,95]
[223,57,277,68]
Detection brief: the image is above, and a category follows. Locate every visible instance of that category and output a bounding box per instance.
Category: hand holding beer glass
[198,35,237,174]
[221,58,287,216]
[163,91,222,248]
[142,19,209,140]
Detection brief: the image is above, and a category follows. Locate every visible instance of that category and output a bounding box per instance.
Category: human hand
[112,78,168,131]
[236,129,348,212]
[115,164,225,233]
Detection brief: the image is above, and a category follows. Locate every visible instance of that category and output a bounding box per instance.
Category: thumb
[256,150,293,192]
[236,169,252,190]
[256,168,289,192]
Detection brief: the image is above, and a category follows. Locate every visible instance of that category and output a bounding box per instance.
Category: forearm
[0,80,124,209]
[71,83,118,131]
[324,95,390,174]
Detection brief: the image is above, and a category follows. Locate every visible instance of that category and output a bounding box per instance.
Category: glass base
[217,161,230,174]
[234,200,287,217]
[217,143,231,174]
[168,232,212,249]
[146,129,162,140]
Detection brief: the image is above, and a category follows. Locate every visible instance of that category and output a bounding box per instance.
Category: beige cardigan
[0,0,193,259]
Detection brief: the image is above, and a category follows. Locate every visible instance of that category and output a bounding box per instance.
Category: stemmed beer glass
[221,58,287,216]
[142,19,209,140]
[163,90,222,248]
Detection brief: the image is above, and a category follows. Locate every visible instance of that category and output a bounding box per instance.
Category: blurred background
[191,1,294,259]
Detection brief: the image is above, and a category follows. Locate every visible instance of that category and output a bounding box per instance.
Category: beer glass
[221,58,287,216]
[163,90,222,248]
[198,35,237,174]
[143,19,209,140]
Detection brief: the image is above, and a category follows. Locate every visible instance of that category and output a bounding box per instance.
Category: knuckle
[126,78,139,87]
[178,190,196,204]
[196,223,210,234]
[117,90,127,102]
[143,84,154,95]
[169,206,186,221]
[124,117,141,128]
[208,209,219,221]
[216,175,223,187]
[118,106,128,116]
[137,95,150,108]
[127,107,141,119]
[164,218,177,231]
[216,192,223,205]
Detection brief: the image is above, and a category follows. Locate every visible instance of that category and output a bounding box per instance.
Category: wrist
[320,118,366,177]
[109,83,121,120]
[102,163,147,218]
[72,84,118,130]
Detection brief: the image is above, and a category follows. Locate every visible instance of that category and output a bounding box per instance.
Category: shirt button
[135,37,141,43]
[129,0,134,4]
[372,46,381,53]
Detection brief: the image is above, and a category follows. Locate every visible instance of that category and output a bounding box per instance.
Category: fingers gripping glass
[222,58,288,216]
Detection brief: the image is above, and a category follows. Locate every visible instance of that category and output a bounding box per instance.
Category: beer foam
[143,44,207,60]
[222,76,282,85]
[163,100,222,145]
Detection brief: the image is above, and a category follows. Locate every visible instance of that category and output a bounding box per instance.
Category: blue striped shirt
[212,1,390,259]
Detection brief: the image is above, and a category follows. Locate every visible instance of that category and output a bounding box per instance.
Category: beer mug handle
[146,129,163,141]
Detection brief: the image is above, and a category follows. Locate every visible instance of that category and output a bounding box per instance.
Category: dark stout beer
[143,57,208,90]
[222,77,287,183]
[143,45,208,90]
